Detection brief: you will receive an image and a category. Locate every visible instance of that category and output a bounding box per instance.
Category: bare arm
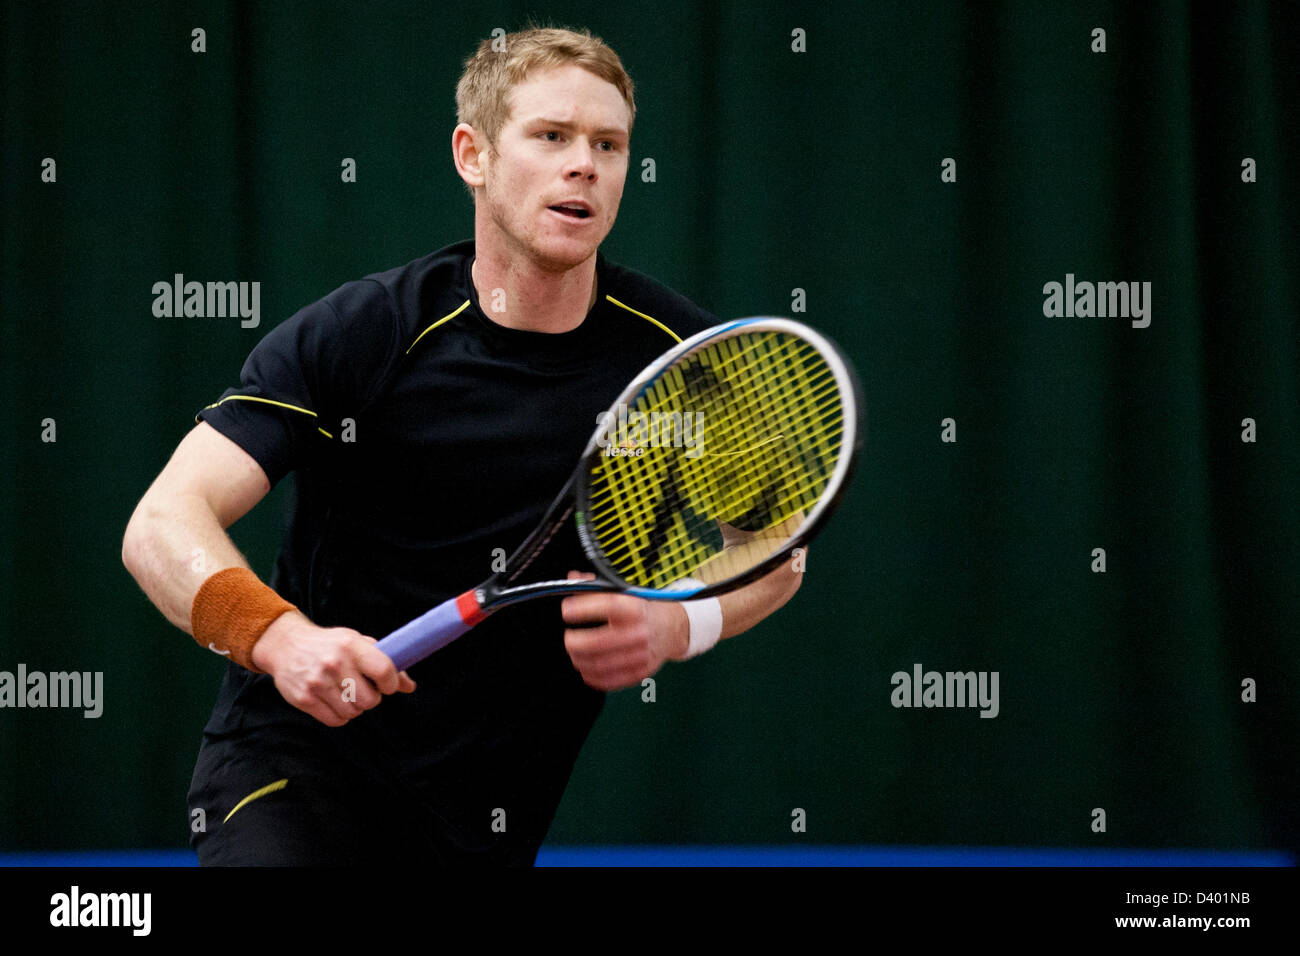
[713,548,803,642]
[122,422,271,630]
[122,422,413,725]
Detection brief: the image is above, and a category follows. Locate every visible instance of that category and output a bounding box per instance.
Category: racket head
[574,317,862,600]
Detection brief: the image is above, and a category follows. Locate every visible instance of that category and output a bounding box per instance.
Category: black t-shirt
[195,239,715,858]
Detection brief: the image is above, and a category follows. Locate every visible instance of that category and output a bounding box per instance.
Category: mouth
[547,201,594,220]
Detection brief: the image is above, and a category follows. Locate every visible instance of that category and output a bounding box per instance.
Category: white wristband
[682,597,723,659]
[673,578,723,660]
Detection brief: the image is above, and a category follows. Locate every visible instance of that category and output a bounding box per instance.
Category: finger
[308,704,348,728]
[333,645,384,710]
[563,623,639,656]
[575,644,653,677]
[565,633,652,679]
[563,592,645,628]
[566,644,647,676]
[356,633,417,693]
[566,570,598,581]
[348,674,384,711]
[561,592,616,626]
[327,678,376,719]
[581,665,648,691]
[356,642,402,695]
[308,668,374,721]
[277,671,355,727]
[297,694,349,728]
[601,594,647,626]
[580,661,650,692]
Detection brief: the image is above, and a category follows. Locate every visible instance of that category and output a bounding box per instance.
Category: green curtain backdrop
[2,0,1296,852]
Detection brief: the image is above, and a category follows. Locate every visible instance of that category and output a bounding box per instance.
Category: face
[475,64,631,272]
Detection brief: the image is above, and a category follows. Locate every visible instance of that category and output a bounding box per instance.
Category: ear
[452,123,488,190]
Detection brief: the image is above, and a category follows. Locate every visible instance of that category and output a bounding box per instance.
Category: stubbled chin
[532,246,598,274]
[532,227,605,269]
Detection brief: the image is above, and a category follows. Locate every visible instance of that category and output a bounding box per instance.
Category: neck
[471,248,599,333]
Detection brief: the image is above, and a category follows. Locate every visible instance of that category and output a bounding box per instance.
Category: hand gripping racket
[375,317,863,671]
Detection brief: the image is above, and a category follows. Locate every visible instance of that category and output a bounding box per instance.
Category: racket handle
[375,589,487,671]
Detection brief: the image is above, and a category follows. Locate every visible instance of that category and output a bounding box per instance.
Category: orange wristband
[190,567,297,672]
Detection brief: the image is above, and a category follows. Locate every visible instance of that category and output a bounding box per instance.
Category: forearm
[122,492,252,632]
[716,553,803,641]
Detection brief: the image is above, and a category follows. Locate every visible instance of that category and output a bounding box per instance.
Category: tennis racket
[375,317,862,671]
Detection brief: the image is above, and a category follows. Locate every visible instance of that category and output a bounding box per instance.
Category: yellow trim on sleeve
[406,300,471,355]
[604,295,683,343]
[196,394,334,439]
[201,394,318,418]
[223,778,289,824]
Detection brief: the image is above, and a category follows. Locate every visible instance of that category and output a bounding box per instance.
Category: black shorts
[186,719,529,867]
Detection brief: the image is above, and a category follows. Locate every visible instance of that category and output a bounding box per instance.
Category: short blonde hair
[455,26,636,146]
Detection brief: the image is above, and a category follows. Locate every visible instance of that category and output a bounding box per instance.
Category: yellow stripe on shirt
[196,395,333,438]
[604,295,683,343]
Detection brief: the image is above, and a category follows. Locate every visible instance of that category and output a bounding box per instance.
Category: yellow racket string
[585,330,845,589]
[584,375,842,514]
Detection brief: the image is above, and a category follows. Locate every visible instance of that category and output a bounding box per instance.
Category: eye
[540,130,563,142]
[596,140,617,152]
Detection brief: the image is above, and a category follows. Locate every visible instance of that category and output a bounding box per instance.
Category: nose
[565,141,596,181]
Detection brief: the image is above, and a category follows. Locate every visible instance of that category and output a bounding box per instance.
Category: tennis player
[122,26,802,865]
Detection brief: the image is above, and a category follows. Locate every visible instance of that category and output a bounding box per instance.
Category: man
[122,26,800,865]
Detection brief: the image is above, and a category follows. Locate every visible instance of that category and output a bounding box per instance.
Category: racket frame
[486,316,862,607]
